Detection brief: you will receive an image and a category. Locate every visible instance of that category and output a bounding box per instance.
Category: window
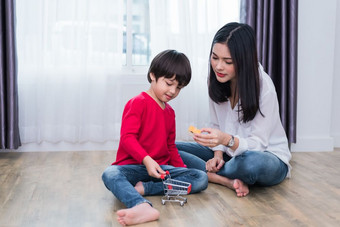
[16,0,150,74]
[123,0,151,67]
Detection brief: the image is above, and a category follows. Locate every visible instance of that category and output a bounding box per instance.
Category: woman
[177,22,291,197]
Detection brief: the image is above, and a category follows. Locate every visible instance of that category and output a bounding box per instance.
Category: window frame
[123,0,149,74]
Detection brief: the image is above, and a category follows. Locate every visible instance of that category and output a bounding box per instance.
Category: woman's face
[210,43,236,83]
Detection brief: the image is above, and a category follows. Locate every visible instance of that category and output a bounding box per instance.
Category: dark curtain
[0,0,21,149]
[240,0,298,143]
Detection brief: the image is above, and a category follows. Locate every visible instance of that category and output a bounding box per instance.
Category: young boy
[102,50,208,226]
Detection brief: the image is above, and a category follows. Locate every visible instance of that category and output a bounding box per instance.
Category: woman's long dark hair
[208,22,262,123]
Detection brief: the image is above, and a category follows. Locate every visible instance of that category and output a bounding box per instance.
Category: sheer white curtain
[149,0,240,140]
[16,0,125,149]
[16,0,239,151]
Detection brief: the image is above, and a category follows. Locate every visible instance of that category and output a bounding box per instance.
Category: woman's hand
[206,156,225,173]
[193,127,229,148]
[143,156,166,178]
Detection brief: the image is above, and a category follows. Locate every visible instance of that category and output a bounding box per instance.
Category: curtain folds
[16,0,125,144]
[0,0,21,149]
[149,0,241,140]
[241,0,298,143]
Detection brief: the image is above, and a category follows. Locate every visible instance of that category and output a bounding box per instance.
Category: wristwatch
[227,135,235,147]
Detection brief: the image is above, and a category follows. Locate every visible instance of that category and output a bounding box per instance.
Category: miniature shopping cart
[160,171,192,206]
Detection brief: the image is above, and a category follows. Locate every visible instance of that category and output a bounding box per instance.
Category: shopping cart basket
[160,171,192,206]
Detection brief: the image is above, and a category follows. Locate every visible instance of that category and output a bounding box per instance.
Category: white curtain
[16,0,239,151]
[149,0,240,140]
[16,0,125,147]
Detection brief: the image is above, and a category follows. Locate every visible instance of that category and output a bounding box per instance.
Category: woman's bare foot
[207,172,249,197]
[233,179,249,197]
[117,202,160,226]
[134,181,144,195]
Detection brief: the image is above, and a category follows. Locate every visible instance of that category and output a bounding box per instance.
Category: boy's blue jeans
[102,164,208,208]
[176,142,288,186]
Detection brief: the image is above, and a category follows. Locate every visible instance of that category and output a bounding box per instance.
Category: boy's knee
[102,165,120,183]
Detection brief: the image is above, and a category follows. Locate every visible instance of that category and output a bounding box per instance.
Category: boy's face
[150,73,182,103]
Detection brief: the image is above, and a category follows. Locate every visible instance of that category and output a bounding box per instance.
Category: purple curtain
[240,0,298,143]
[0,0,21,149]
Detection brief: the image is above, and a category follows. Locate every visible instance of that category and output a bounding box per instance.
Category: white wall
[291,0,339,151]
[331,1,340,148]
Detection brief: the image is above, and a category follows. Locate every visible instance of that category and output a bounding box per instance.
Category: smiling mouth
[216,72,225,78]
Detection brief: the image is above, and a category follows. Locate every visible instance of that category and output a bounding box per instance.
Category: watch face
[228,136,234,147]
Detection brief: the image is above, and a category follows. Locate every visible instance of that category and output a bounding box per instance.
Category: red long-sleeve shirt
[112,92,186,168]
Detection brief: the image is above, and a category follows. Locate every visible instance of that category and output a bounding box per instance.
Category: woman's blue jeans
[176,141,288,186]
[102,164,208,208]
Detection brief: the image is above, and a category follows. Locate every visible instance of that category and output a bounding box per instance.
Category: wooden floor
[1,149,340,227]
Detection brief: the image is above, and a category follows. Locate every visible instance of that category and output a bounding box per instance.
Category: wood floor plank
[1,149,340,226]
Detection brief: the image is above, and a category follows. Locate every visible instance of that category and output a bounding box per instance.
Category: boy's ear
[150,72,156,81]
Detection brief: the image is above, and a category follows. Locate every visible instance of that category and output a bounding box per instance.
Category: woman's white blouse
[210,65,292,177]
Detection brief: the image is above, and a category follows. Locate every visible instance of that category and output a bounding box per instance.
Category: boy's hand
[142,156,166,178]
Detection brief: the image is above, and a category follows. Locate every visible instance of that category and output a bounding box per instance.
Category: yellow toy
[188,125,201,134]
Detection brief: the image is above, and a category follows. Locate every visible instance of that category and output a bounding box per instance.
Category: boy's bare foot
[117,202,160,226]
[207,172,249,197]
[134,181,144,195]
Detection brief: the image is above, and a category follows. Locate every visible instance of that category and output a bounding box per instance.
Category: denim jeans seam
[134,199,153,207]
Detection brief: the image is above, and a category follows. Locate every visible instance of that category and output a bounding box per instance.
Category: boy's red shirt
[112,92,186,168]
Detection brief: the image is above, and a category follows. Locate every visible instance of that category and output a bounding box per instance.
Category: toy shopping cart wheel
[160,171,192,206]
